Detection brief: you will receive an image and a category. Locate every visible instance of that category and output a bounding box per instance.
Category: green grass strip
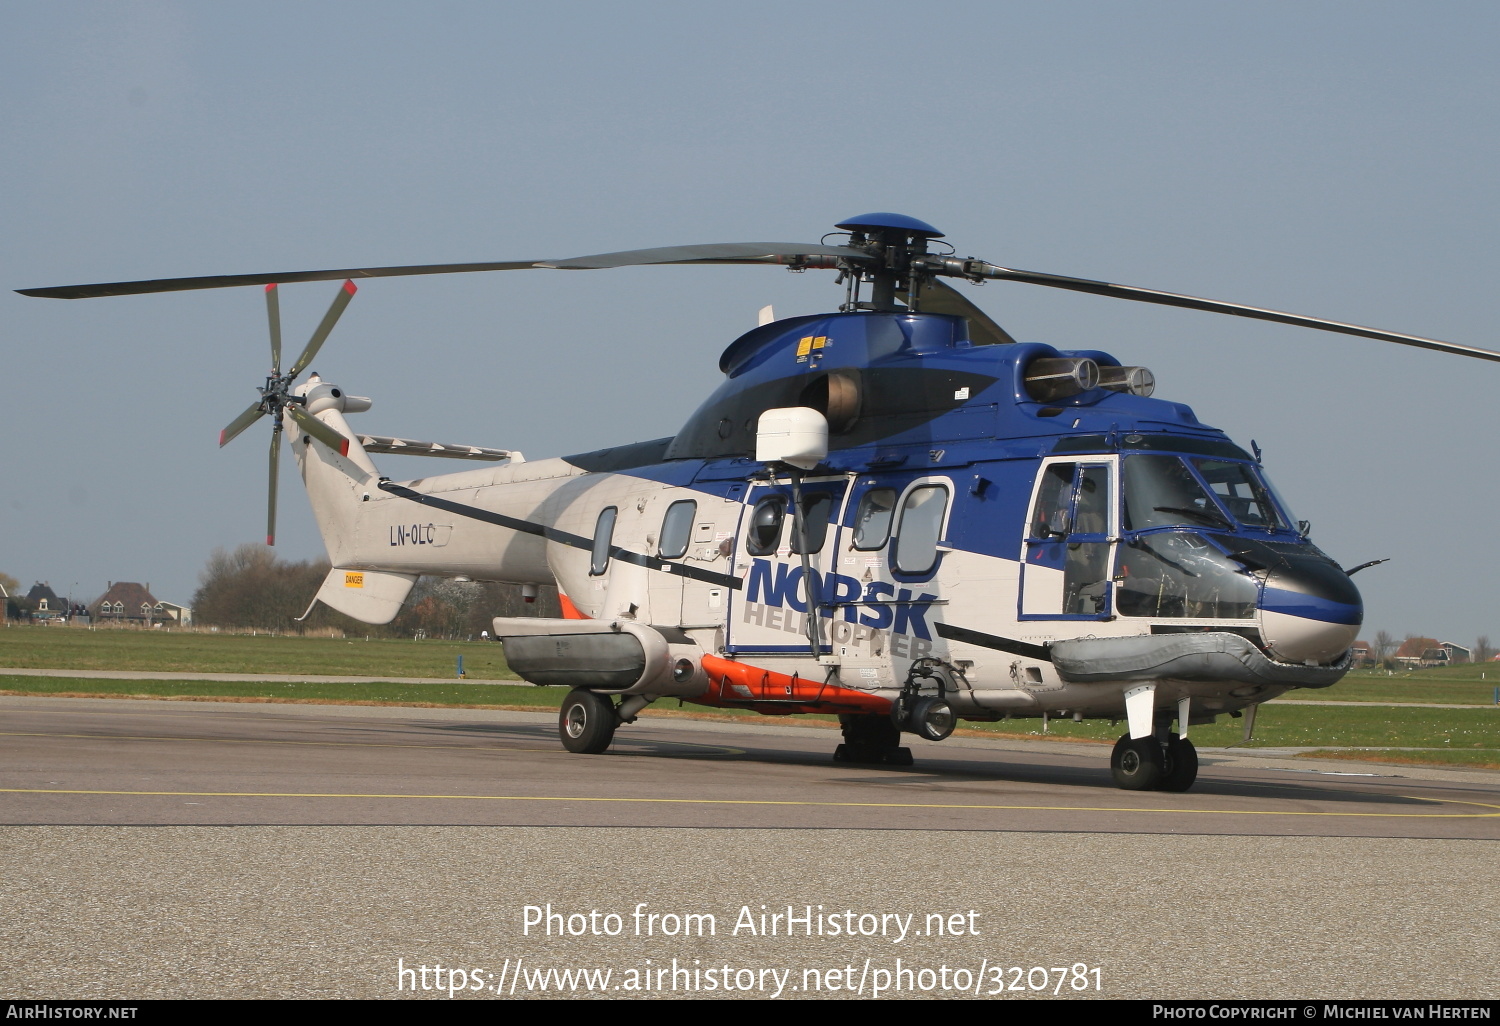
[1295,749,1500,771]
[0,675,550,707]
[0,626,517,679]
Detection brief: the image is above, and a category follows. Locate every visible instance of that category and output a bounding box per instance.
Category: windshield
[1124,453,1294,533]
[1122,454,1229,531]
[1191,459,1288,531]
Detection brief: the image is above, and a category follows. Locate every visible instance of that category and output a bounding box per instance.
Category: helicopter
[21,212,1500,792]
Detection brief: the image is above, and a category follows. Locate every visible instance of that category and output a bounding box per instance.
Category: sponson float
[23,213,1500,791]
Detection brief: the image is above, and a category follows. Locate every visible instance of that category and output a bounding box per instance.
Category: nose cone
[1259,556,1362,665]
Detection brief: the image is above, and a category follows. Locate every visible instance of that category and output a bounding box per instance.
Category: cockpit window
[1121,454,1229,532]
[1031,463,1075,538]
[1192,459,1287,531]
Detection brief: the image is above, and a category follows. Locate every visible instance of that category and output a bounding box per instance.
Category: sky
[3,1,1498,646]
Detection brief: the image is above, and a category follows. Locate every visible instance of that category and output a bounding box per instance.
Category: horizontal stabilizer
[357,434,517,462]
[311,567,418,625]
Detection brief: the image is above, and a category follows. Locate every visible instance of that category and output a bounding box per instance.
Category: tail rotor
[217,280,358,545]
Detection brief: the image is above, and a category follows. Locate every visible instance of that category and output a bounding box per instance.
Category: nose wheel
[1111,733,1198,791]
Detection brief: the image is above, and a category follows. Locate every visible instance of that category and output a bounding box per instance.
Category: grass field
[1325,667,1500,706]
[2,626,1496,769]
[0,625,515,679]
[0,674,548,707]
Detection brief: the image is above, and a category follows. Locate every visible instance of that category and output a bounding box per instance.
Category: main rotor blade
[219,401,265,448]
[984,265,1500,363]
[266,284,282,375]
[18,261,542,299]
[538,242,869,270]
[18,244,867,299]
[286,280,356,379]
[905,279,1017,346]
[286,403,351,456]
[267,423,281,547]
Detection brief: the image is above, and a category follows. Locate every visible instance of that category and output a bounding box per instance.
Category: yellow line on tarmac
[0,730,745,757]
[1,787,1496,819]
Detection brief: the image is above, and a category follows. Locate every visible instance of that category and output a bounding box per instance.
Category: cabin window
[658,500,696,559]
[789,491,834,554]
[852,488,897,550]
[894,485,949,573]
[590,507,617,576]
[745,496,786,556]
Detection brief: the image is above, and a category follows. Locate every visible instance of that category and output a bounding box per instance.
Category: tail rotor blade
[266,284,282,375]
[219,402,265,447]
[267,423,281,546]
[287,403,351,456]
[287,280,357,378]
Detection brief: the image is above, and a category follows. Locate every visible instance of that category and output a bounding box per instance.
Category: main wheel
[1159,735,1199,792]
[840,713,901,749]
[1110,734,1164,790]
[835,714,906,765]
[558,689,617,754]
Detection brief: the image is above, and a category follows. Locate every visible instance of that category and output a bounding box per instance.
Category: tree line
[189,544,560,637]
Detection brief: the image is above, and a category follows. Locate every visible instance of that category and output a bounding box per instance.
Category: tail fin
[304,566,417,625]
[286,405,377,567]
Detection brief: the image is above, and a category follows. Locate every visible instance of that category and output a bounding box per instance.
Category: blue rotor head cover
[835,213,944,239]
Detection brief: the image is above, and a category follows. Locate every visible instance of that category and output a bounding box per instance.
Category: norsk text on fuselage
[24,213,1500,791]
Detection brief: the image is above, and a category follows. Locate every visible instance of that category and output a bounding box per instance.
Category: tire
[1159,735,1199,792]
[840,713,900,750]
[833,743,914,766]
[558,689,617,754]
[1110,734,1165,790]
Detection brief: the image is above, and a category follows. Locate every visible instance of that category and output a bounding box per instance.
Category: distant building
[1439,642,1472,665]
[1350,640,1374,668]
[89,582,189,626]
[26,583,66,623]
[156,600,192,626]
[1392,636,1440,670]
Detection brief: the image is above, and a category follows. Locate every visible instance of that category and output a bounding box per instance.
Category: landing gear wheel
[1159,735,1199,792]
[558,689,617,754]
[833,744,914,766]
[835,714,912,766]
[1110,734,1164,790]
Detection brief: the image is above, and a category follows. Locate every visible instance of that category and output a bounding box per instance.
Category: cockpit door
[1020,458,1117,619]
